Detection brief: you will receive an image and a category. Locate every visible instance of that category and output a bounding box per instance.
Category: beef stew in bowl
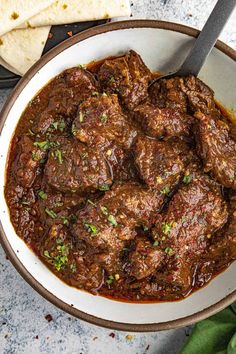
[5,50,236,303]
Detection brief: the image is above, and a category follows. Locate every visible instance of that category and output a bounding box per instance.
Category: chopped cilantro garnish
[153,240,159,246]
[162,222,172,235]
[45,208,57,219]
[183,175,192,184]
[28,128,35,136]
[87,199,96,207]
[100,113,108,123]
[72,124,78,136]
[100,206,108,216]
[108,214,118,227]
[51,119,66,132]
[55,149,63,164]
[99,184,110,191]
[61,216,69,226]
[70,262,77,273]
[109,76,115,83]
[143,225,149,231]
[57,244,69,255]
[44,250,50,258]
[161,186,171,195]
[84,223,97,235]
[79,111,84,123]
[164,247,173,255]
[38,191,47,200]
[32,151,41,161]
[34,141,51,151]
[53,255,68,271]
[106,275,114,285]
[92,91,99,97]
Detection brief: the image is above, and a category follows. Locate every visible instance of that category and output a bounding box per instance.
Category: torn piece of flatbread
[0,57,21,76]
[0,27,51,76]
[18,0,131,28]
[0,0,55,36]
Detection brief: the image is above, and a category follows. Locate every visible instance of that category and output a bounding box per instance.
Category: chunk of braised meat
[37,186,86,214]
[12,136,46,188]
[36,67,99,133]
[71,182,164,251]
[195,111,236,189]
[134,257,194,298]
[209,194,236,262]
[134,103,193,140]
[98,50,152,110]
[133,136,192,192]
[150,75,215,114]
[105,145,139,182]
[153,172,228,257]
[128,237,164,280]
[70,256,104,292]
[73,94,137,148]
[44,137,112,193]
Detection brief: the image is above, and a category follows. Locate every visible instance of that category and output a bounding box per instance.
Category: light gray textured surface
[0,1,235,353]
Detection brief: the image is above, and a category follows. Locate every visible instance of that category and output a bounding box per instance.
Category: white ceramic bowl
[0,20,236,331]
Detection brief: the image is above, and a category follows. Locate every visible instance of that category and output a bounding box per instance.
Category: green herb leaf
[153,240,159,246]
[51,119,66,132]
[34,141,51,151]
[161,186,171,195]
[106,275,114,285]
[164,247,173,255]
[108,214,118,227]
[87,199,96,207]
[109,76,115,83]
[162,222,172,235]
[28,128,35,136]
[143,226,149,231]
[44,250,50,258]
[100,206,109,216]
[100,113,108,123]
[92,91,99,97]
[57,244,69,256]
[72,124,78,136]
[32,151,41,161]
[99,184,110,191]
[55,149,63,164]
[84,223,97,235]
[53,255,68,271]
[183,175,192,184]
[45,208,57,219]
[38,190,47,200]
[61,216,69,226]
[70,262,77,273]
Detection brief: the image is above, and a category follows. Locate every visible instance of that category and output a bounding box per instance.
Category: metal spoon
[149,0,236,87]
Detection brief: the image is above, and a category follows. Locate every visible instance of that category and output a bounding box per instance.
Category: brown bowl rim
[0,19,236,332]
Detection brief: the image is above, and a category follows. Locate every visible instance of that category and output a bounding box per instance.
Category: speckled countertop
[0,1,235,354]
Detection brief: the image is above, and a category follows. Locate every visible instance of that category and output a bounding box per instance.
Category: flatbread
[0,57,21,76]
[0,27,51,76]
[0,0,55,36]
[18,0,131,28]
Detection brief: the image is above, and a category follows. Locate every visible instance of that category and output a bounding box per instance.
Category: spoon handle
[177,0,236,76]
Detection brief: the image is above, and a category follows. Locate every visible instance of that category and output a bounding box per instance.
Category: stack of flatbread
[0,0,131,76]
